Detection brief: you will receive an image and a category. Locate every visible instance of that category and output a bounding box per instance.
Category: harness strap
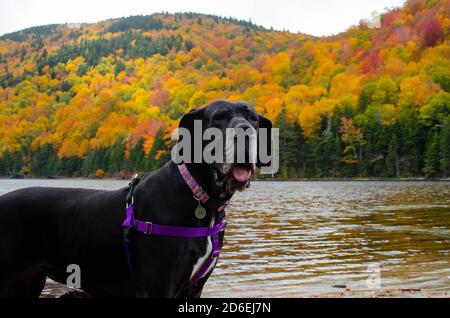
[185,235,221,290]
[133,217,227,237]
[122,203,226,289]
[177,164,209,203]
[123,175,140,280]
[124,203,226,237]
[121,168,227,291]
[178,163,229,212]
[123,234,135,281]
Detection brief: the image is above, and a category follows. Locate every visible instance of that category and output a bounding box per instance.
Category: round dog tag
[195,203,207,219]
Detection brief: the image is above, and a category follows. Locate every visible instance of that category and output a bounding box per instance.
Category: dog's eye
[248,114,258,122]
[241,108,258,123]
[213,111,229,121]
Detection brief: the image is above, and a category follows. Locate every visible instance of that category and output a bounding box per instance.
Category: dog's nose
[232,122,257,164]
[233,123,256,144]
[234,122,255,133]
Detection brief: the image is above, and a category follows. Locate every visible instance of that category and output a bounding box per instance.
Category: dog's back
[0,186,130,297]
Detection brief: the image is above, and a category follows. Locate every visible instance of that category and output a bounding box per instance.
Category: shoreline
[40,279,449,298]
[2,176,450,182]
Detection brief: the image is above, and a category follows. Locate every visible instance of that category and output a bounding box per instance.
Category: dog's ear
[179,107,205,134]
[257,114,272,167]
[176,108,206,165]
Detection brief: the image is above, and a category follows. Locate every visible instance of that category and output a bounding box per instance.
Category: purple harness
[122,164,227,291]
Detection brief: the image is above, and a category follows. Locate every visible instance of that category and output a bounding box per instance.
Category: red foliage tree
[150,89,170,109]
[422,16,443,47]
[362,48,382,74]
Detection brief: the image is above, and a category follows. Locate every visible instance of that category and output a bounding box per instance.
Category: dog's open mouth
[231,164,253,183]
[226,163,254,193]
[214,163,255,194]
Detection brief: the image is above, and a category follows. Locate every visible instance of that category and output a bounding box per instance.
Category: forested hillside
[0,0,449,178]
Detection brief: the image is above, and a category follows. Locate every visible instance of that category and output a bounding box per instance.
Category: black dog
[0,100,272,298]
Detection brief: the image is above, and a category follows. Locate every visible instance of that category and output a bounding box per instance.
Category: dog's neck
[133,160,229,227]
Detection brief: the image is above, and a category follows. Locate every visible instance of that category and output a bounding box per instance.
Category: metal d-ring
[193,192,200,202]
[126,196,134,208]
[144,221,153,235]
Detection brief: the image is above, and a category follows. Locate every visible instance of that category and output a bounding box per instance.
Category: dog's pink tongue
[231,166,252,183]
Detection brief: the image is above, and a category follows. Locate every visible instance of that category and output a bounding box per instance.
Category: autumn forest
[0,0,449,179]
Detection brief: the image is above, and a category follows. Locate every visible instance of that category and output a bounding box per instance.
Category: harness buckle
[193,185,204,200]
[144,221,153,235]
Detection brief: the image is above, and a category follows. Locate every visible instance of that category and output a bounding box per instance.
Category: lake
[1,179,449,297]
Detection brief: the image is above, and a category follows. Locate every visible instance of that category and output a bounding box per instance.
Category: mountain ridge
[0,11,310,40]
[0,0,449,179]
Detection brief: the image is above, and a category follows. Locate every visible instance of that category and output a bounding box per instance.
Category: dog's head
[176,100,272,198]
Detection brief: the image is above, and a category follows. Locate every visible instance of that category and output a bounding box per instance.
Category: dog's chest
[189,218,217,280]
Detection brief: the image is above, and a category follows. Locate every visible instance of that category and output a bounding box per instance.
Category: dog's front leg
[135,283,176,298]
[136,287,175,298]
[180,285,204,298]
[135,274,206,298]
[178,277,208,298]
[134,272,179,298]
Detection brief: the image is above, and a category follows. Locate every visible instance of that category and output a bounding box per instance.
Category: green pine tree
[128,139,145,172]
[440,116,450,177]
[145,127,170,171]
[423,130,440,177]
[108,139,125,174]
[274,105,305,178]
[31,144,58,177]
[385,134,399,178]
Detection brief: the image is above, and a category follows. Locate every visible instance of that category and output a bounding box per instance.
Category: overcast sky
[0,0,406,37]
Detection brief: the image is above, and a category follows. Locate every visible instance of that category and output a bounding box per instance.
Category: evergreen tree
[423,130,440,177]
[59,157,82,177]
[108,139,125,174]
[385,134,399,178]
[0,151,14,176]
[93,148,107,172]
[293,121,307,177]
[319,115,341,177]
[440,116,450,177]
[275,106,292,177]
[399,110,425,176]
[82,150,95,177]
[11,152,23,177]
[305,131,322,177]
[274,106,305,178]
[128,139,145,172]
[101,149,111,172]
[114,59,126,77]
[31,144,58,177]
[145,127,170,171]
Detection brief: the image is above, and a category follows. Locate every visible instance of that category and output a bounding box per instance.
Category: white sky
[0,0,406,37]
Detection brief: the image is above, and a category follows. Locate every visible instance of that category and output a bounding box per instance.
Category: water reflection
[205,181,450,297]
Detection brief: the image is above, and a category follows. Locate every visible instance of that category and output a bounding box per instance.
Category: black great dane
[0,100,272,298]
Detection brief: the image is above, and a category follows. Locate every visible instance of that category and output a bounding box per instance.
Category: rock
[332,284,347,289]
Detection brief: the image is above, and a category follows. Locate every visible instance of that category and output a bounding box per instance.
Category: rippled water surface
[1,179,449,297]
